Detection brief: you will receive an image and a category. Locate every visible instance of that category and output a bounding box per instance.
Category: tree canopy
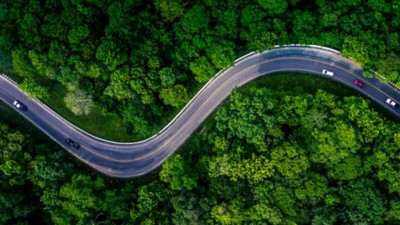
[0,0,399,224]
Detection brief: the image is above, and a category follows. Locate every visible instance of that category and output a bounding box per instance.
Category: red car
[353,79,365,88]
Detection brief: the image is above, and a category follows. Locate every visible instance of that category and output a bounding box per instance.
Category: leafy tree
[207,44,235,69]
[130,181,170,223]
[159,67,176,87]
[367,0,390,12]
[292,10,317,42]
[0,123,38,224]
[153,0,184,22]
[189,56,216,83]
[240,4,266,26]
[211,199,246,224]
[386,200,400,222]
[104,66,132,100]
[28,149,74,189]
[328,154,362,180]
[28,50,51,76]
[2,1,400,224]
[170,191,211,225]
[19,78,50,100]
[47,41,70,67]
[181,5,209,33]
[257,0,288,15]
[19,13,41,48]
[159,84,189,108]
[342,35,370,66]
[270,142,309,178]
[59,174,106,224]
[85,63,102,79]
[0,124,29,185]
[11,49,37,78]
[64,88,94,115]
[320,10,341,28]
[95,38,128,71]
[294,173,329,205]
[246,31,278,51]
[341,178,387,225]
[208,154,275,185]
[160,154,198,191]
[272,184,297,217]
[68,25,90,45]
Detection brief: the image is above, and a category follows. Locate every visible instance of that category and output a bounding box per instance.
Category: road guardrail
[274,44,341,55]
[0,74,18,85]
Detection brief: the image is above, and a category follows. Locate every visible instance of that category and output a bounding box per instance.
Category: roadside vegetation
[1,0,400,224]
[0,0,399,141]
[2,84,400,224]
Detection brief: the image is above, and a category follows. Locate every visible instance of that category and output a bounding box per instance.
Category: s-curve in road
[1,45,400,178]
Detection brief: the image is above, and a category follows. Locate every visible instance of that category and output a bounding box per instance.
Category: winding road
[1,45,400,178]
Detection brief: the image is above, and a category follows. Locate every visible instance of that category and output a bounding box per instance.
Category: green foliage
[59,174,106,221]
[342,178,387,224]
[0,49,13,74]
[171,191,211,224]
[3,0,398,146]
[241,4,266,26]
[272,184,297,217]
[328,154,362,180]
[68,25,90,45]
[181,5,209,33]
[19,78,50,100]
[159,84,189,108]
[342,35,370,66]
[1,0,400,224]
[160,154,198,191]
[257,0,288,15]
[104,66,132,100]
[189,56,216,83]
[0,124,29,184]
[294,173,329,205]
[95,38,128,71]
[270,143,309,179]
[0,123,40,224]
[11,49,37,78]
[320,10,341,28]
[159,67,176,87]
[63,88,94,115]
[2,81,400,224]
[208,154,275,185]
[0,3,6,21]
[153,0,184,22]
[247,31,278,51]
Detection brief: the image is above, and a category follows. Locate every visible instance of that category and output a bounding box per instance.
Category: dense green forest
[3,85,400,224]
[1,0,400,224]
[0,0,399,140]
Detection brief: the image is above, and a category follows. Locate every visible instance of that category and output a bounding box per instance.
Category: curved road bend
[1,46,400,178]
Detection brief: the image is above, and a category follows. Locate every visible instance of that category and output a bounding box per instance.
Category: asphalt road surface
[1,46,400,178]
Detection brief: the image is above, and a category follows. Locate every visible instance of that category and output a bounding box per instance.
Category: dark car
[13,100,27,111]
[66,138,80,149]
[353,79,365,88]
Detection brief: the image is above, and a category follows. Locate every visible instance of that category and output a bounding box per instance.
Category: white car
[322,69,334,76]
[13,100,27,111]
[386,98,398,108]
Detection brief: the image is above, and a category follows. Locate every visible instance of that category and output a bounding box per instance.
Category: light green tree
[64,88,94,115]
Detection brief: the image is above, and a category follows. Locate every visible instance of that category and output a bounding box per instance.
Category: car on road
[322,69,334,76]
[13,100,27,111]
[353,79,365,88]
[66,138,80,149]
[386,98,398,108]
